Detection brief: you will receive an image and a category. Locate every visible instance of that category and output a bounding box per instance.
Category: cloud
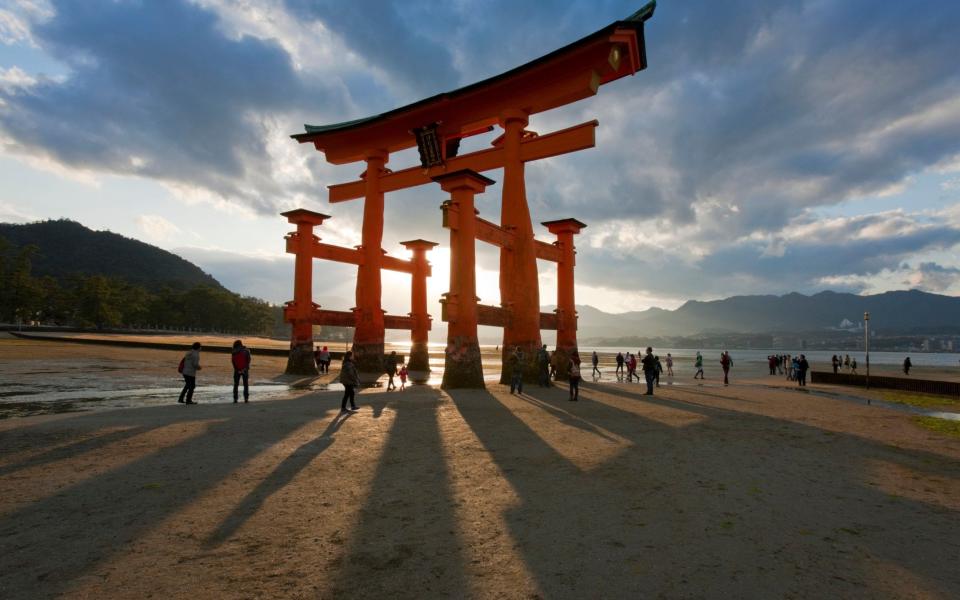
[905,262,960,293]
[136,214,181,243]
[2,0,960,307]
[0,201,37,223]
[0,0,349,215]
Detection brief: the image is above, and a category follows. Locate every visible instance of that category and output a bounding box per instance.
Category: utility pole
[864,311,871,402]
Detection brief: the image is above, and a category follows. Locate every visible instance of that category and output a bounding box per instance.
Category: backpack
[178,356,186,374]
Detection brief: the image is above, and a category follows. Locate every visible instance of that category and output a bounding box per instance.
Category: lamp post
[864,311,870,398]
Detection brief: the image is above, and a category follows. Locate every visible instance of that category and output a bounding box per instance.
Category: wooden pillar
[543,219,586,378]
[434,170,494,389]
[401,239,438,383]
[498,109,542,384]
[353,150,388,383]
[280,209,329,375]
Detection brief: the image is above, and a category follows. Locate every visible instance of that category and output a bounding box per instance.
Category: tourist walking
[398,364,408,390]
[641,347,657,395]
[616,352,625,378]
[666,353,674,377]
[768,355,777,375]
[831,355,839,374]
[628,352,640,382]
[797,354,810,386]
[720,351,732,385]
[843,354,851,371]
[178,342,202,404]
[339,351,360,412]
[903,356,912,376]
[510,346,524,395]
[385,351,399,390]
[654,355,663,387]
[591,350,601,378]
[568,353,581,401]
[231,339,252,403]
[851,358,858,374]
[694,351,704,379]
[538,345,551,387]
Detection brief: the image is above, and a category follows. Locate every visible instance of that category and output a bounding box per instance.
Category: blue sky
[1,0,959,316]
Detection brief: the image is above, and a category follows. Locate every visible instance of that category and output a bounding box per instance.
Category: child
[398,364,408,390]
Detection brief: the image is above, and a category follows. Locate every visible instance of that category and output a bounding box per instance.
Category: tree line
[0,236,282,335]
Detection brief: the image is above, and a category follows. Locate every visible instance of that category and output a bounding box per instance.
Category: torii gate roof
[292,1,655,164]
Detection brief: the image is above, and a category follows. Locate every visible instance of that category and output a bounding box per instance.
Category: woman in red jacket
[231,340,252,403]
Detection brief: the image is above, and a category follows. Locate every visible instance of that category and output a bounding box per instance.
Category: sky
[1,0,960,320]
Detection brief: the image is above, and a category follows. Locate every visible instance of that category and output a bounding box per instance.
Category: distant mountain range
[0,220,222,291]
[568,290,960,342]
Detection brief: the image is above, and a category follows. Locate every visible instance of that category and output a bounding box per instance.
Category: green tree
[76,275,123,328]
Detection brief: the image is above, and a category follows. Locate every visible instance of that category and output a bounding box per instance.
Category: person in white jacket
[178,342,202,404]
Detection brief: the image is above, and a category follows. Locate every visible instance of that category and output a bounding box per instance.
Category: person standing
[510,346,524,395]
[385,351,399,390]
[851,358,858,374]
[797,354,810,386]
[903,356,912,376]
[720,351,732,385]
[339,351,360,412]
[666,353,674,377]
[831,355,839,374]
[537,345,551,387]
[694,351,704,379]
[654,355,663,387]
[178,342,202,405]
[843,354,851,371]
[568,353,582,401]
[591,350,601,378]
[231,340,252,403]
[615,352,625,379]
[641,347,657,395]
[315,345,331,373]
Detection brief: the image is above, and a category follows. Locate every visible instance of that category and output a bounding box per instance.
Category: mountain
[572,290,960,341]
[0,220,222,290]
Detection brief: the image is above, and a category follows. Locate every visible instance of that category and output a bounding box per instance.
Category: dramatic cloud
[1,0,959,307]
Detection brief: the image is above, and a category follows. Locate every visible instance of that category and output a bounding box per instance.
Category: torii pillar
[435,170,493,389]
[401,239,438,383]
[498,109,542,384]
[353,150,389,381]
[544,218,586,378]
[282,209,329,375]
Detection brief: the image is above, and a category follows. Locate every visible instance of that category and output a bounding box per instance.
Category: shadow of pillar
[325,392,470,597]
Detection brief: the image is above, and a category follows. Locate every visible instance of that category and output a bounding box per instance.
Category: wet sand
[2,340,960,598]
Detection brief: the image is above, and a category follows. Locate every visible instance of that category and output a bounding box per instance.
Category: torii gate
[287,2,655,386]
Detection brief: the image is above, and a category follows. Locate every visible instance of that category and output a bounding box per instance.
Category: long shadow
[204,410,351,548]
[326,389,470,598]
[0,392,338,598]
[0,424,166,477]
[450,386,960,597]
[512,390,620,443]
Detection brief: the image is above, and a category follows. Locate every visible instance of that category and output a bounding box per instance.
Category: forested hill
[0,220,222,290]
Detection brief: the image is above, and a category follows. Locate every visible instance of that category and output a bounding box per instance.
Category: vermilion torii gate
[286,3,654,386]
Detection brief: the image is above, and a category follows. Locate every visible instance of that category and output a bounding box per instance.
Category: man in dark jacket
[385,351,399,391]
[340,351,360,412]
[231,340,252,403]
[640,347,657,395]
[797,354,810,387]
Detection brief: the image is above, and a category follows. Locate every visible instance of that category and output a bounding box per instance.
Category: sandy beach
[2,338,960,598]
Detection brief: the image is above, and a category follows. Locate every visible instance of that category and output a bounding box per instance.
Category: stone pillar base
[407,342,431,384]
[442,337,485,389]
[286,342,319,376]
[498,340,542,384]
[352,342,386,386]
[552,346,577,380]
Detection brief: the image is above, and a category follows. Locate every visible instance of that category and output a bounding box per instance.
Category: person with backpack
[339,351,360,412]
[231,340,252,403]
[568,352,582,401]
[178,342,202,404]
[385,351,399,391]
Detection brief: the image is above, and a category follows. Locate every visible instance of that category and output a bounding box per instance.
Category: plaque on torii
[287,2,655,386]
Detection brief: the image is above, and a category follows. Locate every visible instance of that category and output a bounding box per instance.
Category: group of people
[766,353,812,386]
[177,340,252,405]
[827,354,859,375]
